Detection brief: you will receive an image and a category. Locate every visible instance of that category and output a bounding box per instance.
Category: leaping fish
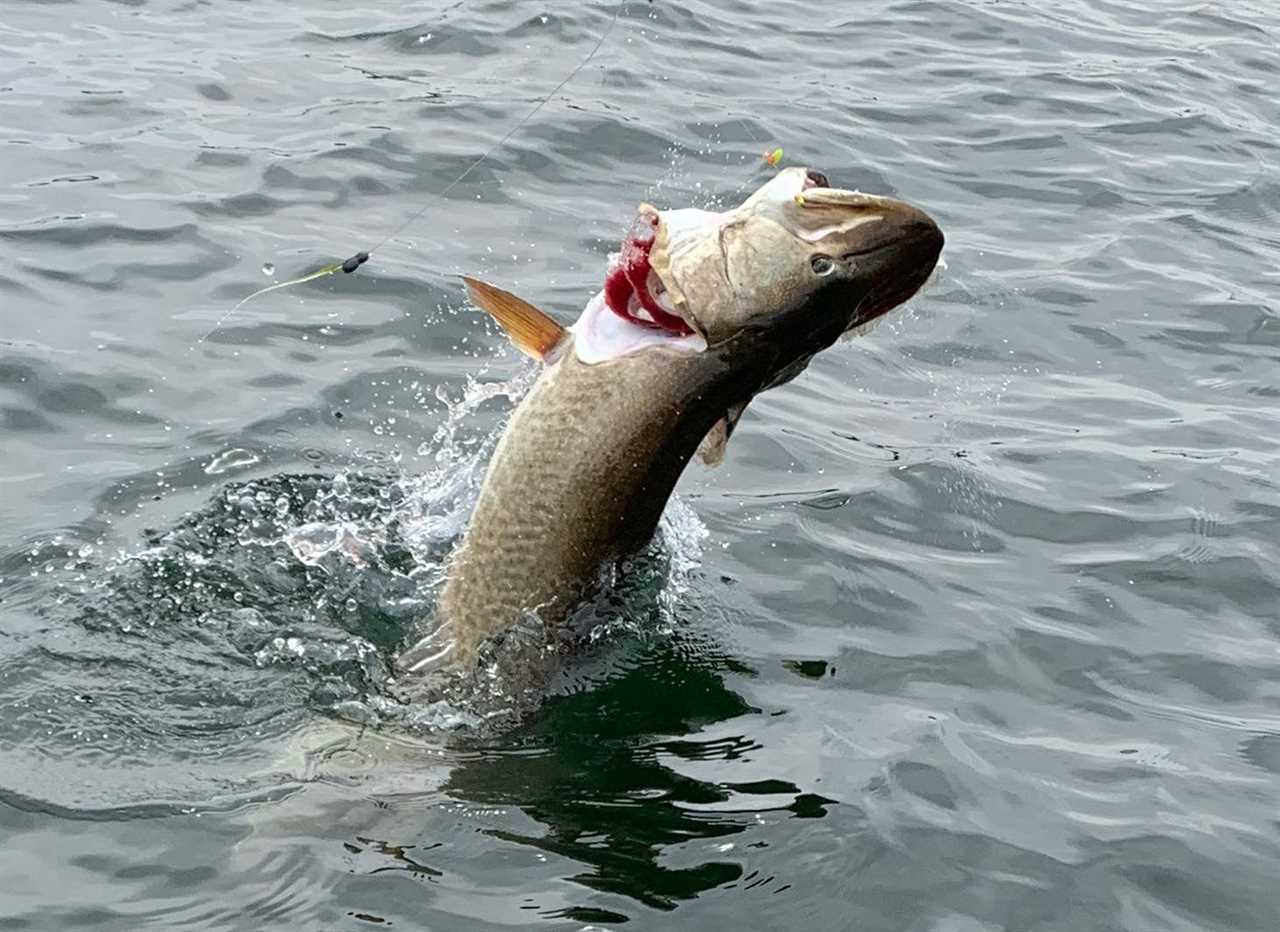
[398,167,944,672]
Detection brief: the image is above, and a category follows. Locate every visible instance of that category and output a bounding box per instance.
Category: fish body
[399,168,943,671]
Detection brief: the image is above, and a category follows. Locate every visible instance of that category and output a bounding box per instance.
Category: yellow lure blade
[196,261,344,345]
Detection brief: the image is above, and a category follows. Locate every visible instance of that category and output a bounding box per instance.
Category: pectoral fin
[697,401,749,467]
[462,276,567,361]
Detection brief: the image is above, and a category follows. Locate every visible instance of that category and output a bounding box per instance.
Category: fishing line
[197,0,629,345]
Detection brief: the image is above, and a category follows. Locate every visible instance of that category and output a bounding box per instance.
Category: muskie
[399,167,943,671]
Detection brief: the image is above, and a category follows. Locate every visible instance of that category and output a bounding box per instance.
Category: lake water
[2,1,1279,929]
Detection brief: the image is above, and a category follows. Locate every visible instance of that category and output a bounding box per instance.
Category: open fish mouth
[602,211,695,336]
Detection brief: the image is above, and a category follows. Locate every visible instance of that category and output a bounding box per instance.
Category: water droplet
[205,448,260,475]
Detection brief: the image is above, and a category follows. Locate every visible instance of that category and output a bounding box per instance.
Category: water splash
[5,352,711,808]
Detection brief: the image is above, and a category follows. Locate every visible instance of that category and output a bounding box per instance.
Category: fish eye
[805,170,830,189]
[810,255,836,276]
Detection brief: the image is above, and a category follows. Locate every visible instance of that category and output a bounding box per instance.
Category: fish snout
[785,184,943,328]
[853,196,944,271]
[840,197,943,322]
[795,186,939,251]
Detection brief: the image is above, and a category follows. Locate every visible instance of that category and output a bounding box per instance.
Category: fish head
[647,166,943,364]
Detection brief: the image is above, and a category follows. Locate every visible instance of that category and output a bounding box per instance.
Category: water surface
[2,1,1279,929]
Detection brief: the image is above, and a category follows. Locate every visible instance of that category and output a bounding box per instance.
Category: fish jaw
[569,207,719,365]
[570,290,707,365]
[601,212,695,335]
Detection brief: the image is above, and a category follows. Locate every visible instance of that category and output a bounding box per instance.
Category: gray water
[2,0,1279,929]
